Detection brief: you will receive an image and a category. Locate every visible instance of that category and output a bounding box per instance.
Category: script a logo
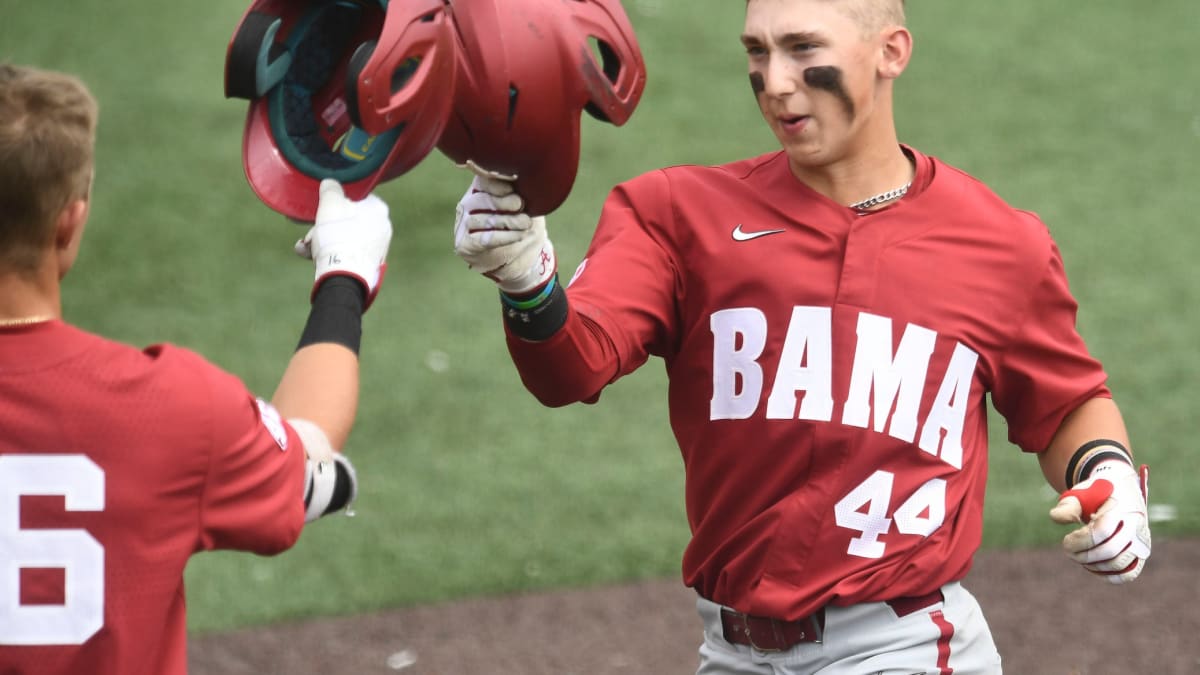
[731,224,785,242]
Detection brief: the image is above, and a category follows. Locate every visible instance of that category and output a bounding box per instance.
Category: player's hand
[453,162,556,295]
[294,179,393,309]
[1049,461,1151,584]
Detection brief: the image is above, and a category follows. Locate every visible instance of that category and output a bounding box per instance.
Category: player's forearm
[273,180,389,451]
[1039,396,1130,492]
[272,343,359,450]
[271,276,367,450]
[505,303,619,407]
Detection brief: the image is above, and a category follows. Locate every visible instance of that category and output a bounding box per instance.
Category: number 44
[834,471,946,559]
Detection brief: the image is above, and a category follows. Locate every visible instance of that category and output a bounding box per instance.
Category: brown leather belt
[720,589,944,652]
[721,607,825,651]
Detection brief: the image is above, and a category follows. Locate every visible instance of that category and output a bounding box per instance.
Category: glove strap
[500,274,568,342]
[297,276,366,354]
[1064,439,1133,488]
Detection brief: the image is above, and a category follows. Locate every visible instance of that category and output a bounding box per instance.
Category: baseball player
[0,64,391,675]
[452,1,1151,673]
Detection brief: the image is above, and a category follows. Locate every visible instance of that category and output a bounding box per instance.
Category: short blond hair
[747,0,906,34]
[830,0,906,34]
[0,64,98,272]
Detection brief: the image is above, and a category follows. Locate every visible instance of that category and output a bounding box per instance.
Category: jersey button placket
[836,216,884,309]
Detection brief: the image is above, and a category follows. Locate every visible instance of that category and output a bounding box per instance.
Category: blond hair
[827,0,906,35]
[747,0,906,34]
[0,64,98,272]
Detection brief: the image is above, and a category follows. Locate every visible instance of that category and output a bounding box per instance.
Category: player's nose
[759,58,797,98]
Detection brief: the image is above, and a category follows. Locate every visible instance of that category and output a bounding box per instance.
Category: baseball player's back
[0,320,306,675]
[0,61,394,674]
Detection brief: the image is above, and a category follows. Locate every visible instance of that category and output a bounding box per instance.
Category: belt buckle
[803,612,824,645]
[746,622,784,653]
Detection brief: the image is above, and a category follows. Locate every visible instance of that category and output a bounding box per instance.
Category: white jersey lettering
[709,305,977,467]
[710,308,768,420]
[918,342,978,469]
[766,306,834,421]
[842,313,937,443]
[0,455,105,645]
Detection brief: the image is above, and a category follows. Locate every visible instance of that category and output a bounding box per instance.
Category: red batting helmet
[225,0,457,220]
[436,0,647,216]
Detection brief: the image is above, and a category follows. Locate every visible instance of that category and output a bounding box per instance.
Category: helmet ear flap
[568,0,646,127]
[583,39,620,122]
[225,11,292,100]
[349,0,457,137]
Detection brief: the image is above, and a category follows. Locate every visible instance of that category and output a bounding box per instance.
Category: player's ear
[54,197,90,278]
[877,25,912,80]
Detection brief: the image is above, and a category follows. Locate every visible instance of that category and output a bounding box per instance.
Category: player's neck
[0,264,62,324]
[790,126,914,209]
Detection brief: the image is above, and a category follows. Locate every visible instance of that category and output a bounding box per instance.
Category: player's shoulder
[922,151,1052,242]
[653,151,780,182]
[59,323,207,365]
[139,342,250,400]
[46,324,215,380]
[71,329,252,409]
[87,334,230,383]
[140,341,218,370]
[617,151,783,198]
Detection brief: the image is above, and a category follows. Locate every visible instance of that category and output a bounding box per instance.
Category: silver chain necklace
[848,181,911,211]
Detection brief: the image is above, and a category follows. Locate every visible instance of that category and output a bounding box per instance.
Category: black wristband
[500,275,569,341]
[296,276,366,354]
[322,460,354,516]
[1064,439,1133,488]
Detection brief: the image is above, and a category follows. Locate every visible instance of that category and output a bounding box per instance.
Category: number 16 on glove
[1049,460,1151,584]
[294,179,392,309]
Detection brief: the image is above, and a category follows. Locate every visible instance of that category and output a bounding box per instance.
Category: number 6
[0,455,105,645]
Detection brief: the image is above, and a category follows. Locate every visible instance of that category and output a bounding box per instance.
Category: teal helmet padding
[225,0,455,220]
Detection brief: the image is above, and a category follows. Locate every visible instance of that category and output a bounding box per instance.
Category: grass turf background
[2,0,1196,632]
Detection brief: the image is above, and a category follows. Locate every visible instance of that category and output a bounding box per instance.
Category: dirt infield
[189,538,1199,674]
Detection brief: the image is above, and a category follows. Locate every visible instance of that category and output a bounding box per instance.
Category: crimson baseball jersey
[0,320,307,674]
[507,146,1109,620]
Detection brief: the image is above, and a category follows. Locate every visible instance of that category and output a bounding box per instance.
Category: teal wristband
[500,276,556,310]
[499,274,568,341]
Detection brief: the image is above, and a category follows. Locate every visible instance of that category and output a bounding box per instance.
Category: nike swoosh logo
[731,224,786,241]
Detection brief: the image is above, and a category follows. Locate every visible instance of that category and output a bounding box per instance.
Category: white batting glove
[453,164,556,295]
[1049,461,1151,584]
[294,179,393,309]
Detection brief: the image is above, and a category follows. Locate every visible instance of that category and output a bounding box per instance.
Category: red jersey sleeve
[990,232,1111,453]
[507,170,681,405]
[193,359,306,554]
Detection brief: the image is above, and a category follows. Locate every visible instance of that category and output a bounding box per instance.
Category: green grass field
[3,1,1197,633]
